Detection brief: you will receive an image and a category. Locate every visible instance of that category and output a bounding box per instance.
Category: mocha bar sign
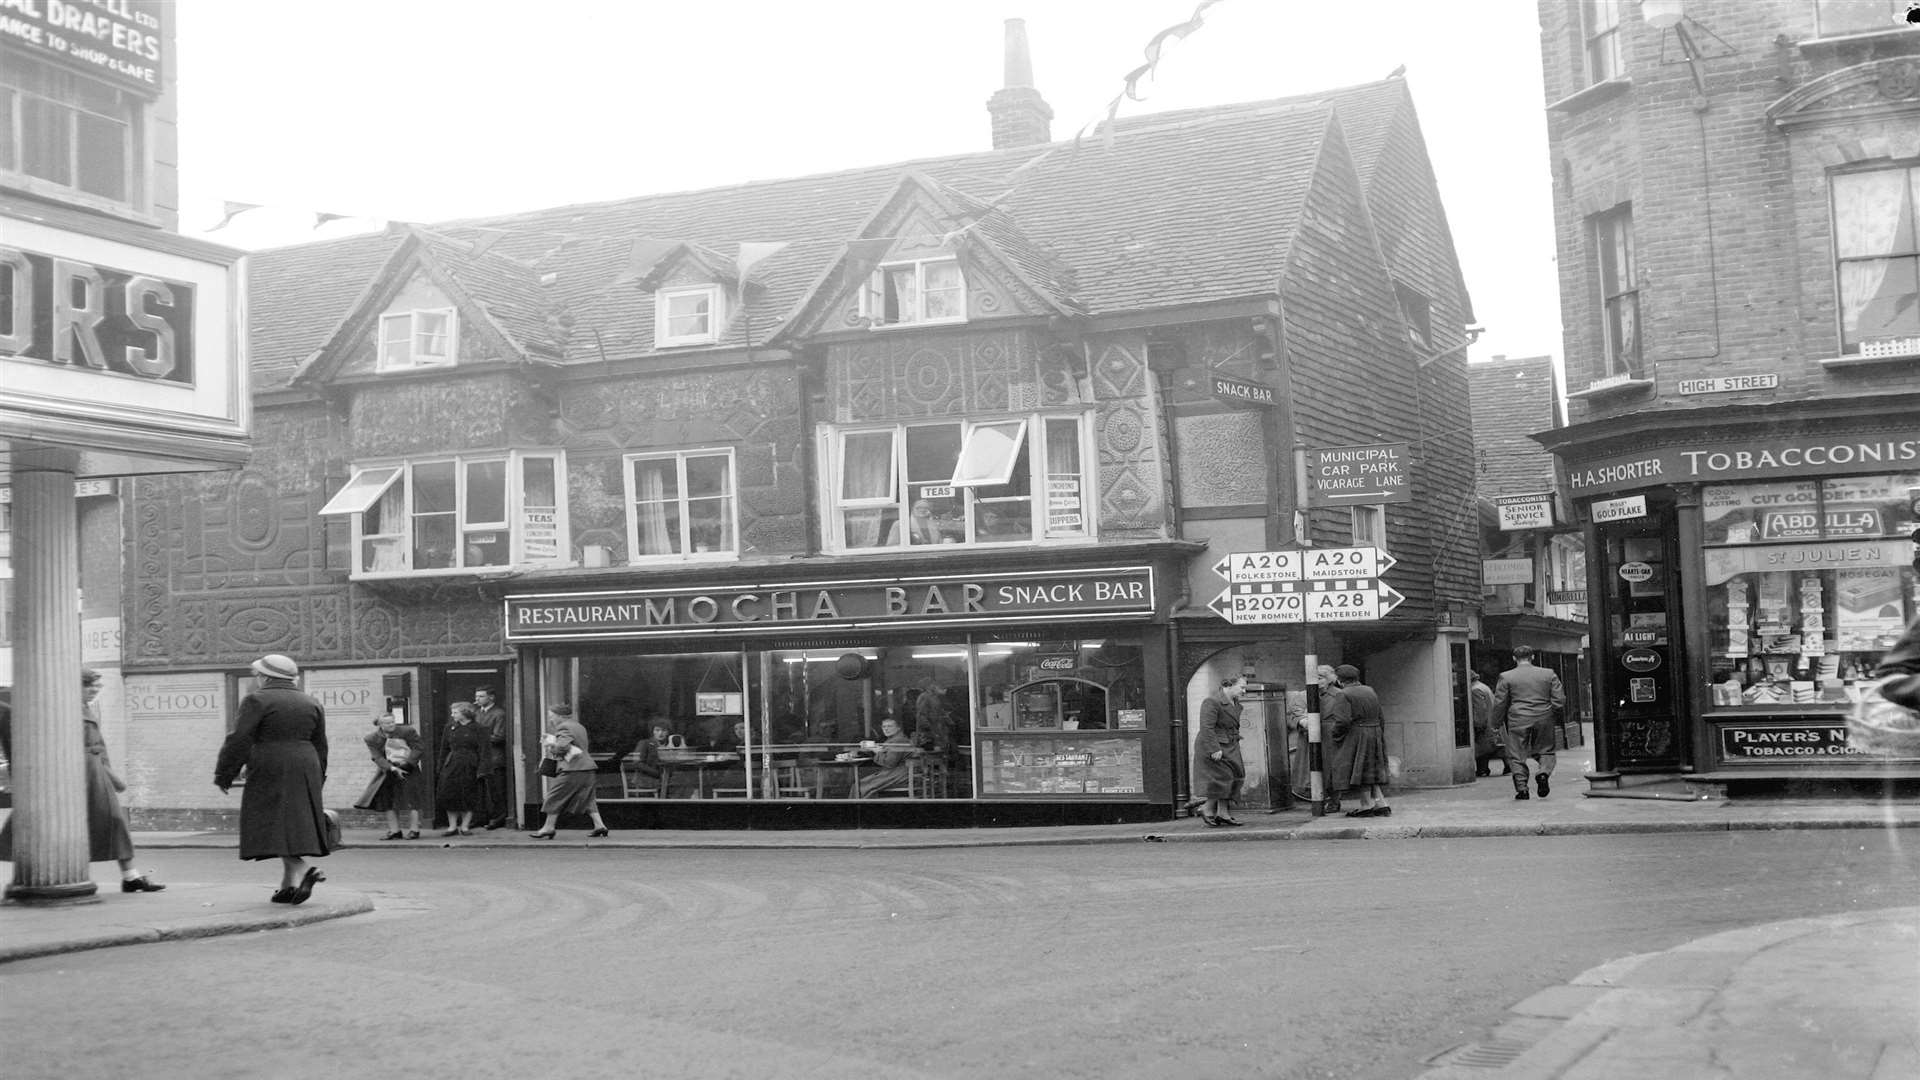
[505,566,1157,641]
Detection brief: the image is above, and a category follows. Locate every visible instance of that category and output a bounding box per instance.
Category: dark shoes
[121,875,165,893]
[1201,815,1243,827]
[380,831,404,840]
[483,820,506,830]
[269,887,294,904]
[1537,774,1551,798]
[287,867,324,906]
[587,827,610,837]
[406,830,420,840]
[1344,806,1393,818]
[528,830,555,839]
[1514,790,1531,800]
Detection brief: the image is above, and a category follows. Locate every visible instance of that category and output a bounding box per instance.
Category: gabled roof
[248,78,1445,392]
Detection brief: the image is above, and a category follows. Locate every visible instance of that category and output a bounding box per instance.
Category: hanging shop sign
[1564,431,1920,497]
[0,210,247,476]
[1210,374,1277,408]
[1495,493,1555,530]
[1590,494,1648,523]
[504,565,1156,641]
[1303,442,1412,505]
[0,0,168,94]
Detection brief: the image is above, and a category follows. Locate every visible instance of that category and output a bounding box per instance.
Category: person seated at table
[710,718,747,753]
[628,723,669,783]
[885,499,948,546]
[856,717,917,797]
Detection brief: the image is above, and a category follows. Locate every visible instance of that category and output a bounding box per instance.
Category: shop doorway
[425,665,511,823]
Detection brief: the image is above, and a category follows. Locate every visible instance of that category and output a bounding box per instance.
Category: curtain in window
[635,461,675,556]
[1834,169,1913,343]
[841,433,895,547]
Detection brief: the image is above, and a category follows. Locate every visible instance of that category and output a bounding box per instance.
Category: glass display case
[976,734,1144,795]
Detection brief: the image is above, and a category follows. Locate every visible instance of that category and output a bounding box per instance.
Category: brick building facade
[1535,0,1920,781]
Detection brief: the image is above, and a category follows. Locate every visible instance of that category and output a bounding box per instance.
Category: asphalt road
[3,831,1915,1080]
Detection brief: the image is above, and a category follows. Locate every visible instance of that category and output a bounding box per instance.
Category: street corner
[0,881,376,965]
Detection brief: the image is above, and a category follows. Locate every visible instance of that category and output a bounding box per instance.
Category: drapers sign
[0,0,168,94]
[504,566,1158,641]
[1566,432,1920,496]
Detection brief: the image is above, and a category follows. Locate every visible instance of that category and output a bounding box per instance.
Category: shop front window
[1702,473,1920,708]
[556,634,1148,801]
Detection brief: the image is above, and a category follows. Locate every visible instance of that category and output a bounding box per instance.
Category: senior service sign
[1,205,248,475]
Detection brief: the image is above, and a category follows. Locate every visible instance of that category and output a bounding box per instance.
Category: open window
[378,308,456,370]
[320,453,566,577]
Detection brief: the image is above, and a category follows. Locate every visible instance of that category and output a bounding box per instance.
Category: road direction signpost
[1207,547,1404,624]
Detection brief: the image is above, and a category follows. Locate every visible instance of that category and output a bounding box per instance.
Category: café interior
[536,633,1152,803]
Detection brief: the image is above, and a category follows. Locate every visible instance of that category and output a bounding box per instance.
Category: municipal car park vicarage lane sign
[1208,547,1406,624]
[1304,442,1411,505]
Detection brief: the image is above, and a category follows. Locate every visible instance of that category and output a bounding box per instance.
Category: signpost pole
[1294,445,1326,817]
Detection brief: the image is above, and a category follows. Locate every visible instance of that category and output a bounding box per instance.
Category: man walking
[1492,646,1565,800]
[473,687,512,829]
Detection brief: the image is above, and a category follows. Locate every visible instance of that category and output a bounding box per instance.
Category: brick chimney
[987,18,1053,149]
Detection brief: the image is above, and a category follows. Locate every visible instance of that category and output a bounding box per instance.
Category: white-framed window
[1594,204,1640,377]
[1814,0,1909,37]
[655,284,723,346]
[1351,504,1386,548]
[863,257,966,327]
[820,413,1092,552]
[1831,163,1920,356]
[623,449,738,562]
[1582,0,1624,86]
[377,308,456,371]
[319,452,565,577]
[0,51,140,210]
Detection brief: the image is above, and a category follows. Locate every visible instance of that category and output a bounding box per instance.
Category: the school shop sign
[504,566,1158,642]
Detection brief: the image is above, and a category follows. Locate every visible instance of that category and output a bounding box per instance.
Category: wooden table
[656,750,740,798]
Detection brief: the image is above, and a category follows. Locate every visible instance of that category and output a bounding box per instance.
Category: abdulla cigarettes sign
[505,566,1157,641]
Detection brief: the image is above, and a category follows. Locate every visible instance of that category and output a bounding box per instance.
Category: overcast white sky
[174,0,1559,366]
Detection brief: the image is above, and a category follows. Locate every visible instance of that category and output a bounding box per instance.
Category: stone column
[5,444,97,903]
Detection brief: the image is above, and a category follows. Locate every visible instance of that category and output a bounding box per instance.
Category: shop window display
[1702,474,1920,708]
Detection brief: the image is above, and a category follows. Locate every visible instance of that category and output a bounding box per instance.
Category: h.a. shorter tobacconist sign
[504,566,1157,641]
[1565,432,1920,497]
[1719,722,1920,763]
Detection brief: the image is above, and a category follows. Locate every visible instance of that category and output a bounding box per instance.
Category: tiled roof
[247,80,1414,391]
[1468,355,1562,496]
[412,231,563,359]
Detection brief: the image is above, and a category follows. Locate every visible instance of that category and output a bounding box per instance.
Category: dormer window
[867,258,966,327]
[656,284,723,346]
[378,308,455,371]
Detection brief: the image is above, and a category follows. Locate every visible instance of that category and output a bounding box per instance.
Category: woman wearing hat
[215,654,332,904]
[1325,665,1391,818]
[529,704,609,839]
[0,668,165,893]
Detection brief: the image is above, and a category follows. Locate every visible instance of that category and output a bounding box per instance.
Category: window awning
[949,420,1027,487]
[318,466,402,516]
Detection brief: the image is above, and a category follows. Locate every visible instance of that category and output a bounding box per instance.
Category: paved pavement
[5,772,1918,1080]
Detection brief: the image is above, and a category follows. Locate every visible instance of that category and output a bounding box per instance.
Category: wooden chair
[909,756,949,799]
[620,756,661,799]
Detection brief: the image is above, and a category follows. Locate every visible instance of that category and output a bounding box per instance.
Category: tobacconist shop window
[822,413,1092,552]
[0,51,141,212]
[1700,473,1920,709]
[319,452,567,578]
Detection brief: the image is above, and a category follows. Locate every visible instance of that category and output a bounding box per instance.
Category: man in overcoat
[1492,646,1566,800]
[473,687,512,829]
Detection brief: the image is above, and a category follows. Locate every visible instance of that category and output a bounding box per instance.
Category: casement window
[1351,504,1386,548]
[1582,0,1625,86]
[624,449,737,562]
[1393,281,1433,350]
[1813,0,1909,37]
[1595,205,1640,377]
[1831,164,1920,357]
[319,452,565,576]
[863,258,966,327]
[377,309,455,371]
[655,285,723,346]
[0,51,139,209]
[821,414,1091,552]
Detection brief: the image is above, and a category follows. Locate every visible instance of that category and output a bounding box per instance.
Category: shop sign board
[1702,538,1915,586]
[1,213,248,475]
[1206,578,1406,624]
[1495,493,1554,530]
[1483,558,1534,585]
[1677,374,1778,395]
[0,0,167,94]
[504,566,1156,641]
[1210,374,1276,408]
[1565,431,1920,497]
[1590,494,1647,523]
[1718,722,1917,762]
[1547,589,1588,604]
[1303,442,1411,505]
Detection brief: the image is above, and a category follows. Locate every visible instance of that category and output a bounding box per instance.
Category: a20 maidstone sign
[1207,547,1406,624]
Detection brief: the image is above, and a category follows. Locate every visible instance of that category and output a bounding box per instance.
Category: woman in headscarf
[1193,675,1250,827]
[529,704,610,839]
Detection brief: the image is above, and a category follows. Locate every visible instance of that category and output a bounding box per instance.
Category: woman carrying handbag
[529,704,609,839]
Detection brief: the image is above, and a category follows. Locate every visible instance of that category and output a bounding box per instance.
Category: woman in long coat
[214,654,330,903]
[529,704,609,839]
[1193,675,1250,827]
[436,702,484,835]
[0,669,165,892]
[1326,664,1392,817]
